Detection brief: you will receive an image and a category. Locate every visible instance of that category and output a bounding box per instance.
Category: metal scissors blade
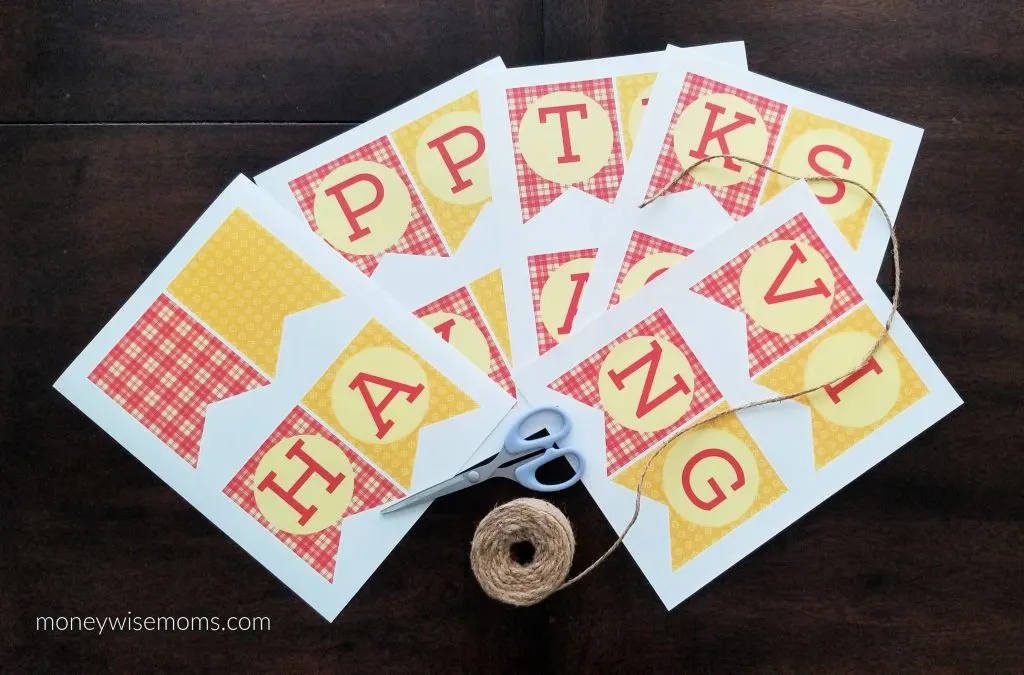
[381,457,498,514]
[381,406,574,515]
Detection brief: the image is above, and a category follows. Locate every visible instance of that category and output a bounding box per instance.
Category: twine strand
[472,154,902,605]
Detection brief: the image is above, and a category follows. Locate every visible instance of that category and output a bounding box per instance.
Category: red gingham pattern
[286,135,449,276]
[413,286,516,397]
[645,73,788,220]
[609,231,695,307]
[222,406,405,583]
[528,248,599,356]
[547,309,723,475]
[690,213,863,377]
[88,294,269,467]
[508,78,625,223]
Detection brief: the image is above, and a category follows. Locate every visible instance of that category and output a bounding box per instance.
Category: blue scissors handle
[504,406,572,453]
[381,406,583,515]
[511,447,586,492]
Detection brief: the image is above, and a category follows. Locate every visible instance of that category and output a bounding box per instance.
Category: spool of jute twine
[470,154,902,606]
[470,498,575,606]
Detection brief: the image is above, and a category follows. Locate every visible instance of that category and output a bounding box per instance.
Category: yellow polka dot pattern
[167,208,343,377]
[755,304,929,469]
[301,320,478,489]
[615,72,657,159]
[760,108,891,249]
[613,404,786,570]
[391,91,489,253]
[469,269,513,365]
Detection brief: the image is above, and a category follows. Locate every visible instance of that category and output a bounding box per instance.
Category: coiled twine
[470,498,575,606]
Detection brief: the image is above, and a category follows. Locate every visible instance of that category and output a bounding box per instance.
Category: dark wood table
[2,2,1021,672]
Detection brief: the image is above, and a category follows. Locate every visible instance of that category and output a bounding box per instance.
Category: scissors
[382,406,585,514]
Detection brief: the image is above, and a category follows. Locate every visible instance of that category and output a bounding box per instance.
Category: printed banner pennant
[646,72,789,219]
[56,177,514,620]
[608,231,695,307]
[575,187,734,326]
[499,190,614,369]
[548,309,723,475]
[412,286,515,398]
[299,320,478,489]
[507,75,626,222]
[285,135,450,276]
[689,210,863,376]
[372,204,516,399]
[620,48,921,273]
[514,181,959,609]
[612,402,787,570]
[755,305,929,470]
[529,247,600,356]
[223,406,404,583]
[257,59,502,276]
[86,205,342,468]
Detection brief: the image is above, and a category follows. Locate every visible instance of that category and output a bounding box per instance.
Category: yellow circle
[739,239,836,335]
[803,331,901,428]
[253,435,355,535]
[331,346,430,444]
[539,257,594,343]
[661,428,760,527]
[518,91,614,185]
[598,336,695,433]
[627,85,654,149]
[415,111,491,205]
[672,93,769,187]
[312,160,412,256]
[776,128,874,221]
[618,252,686,302]
[419,311,492,373]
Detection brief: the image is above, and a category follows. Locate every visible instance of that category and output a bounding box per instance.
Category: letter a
[431,317,457,343]
[348,372,425,440]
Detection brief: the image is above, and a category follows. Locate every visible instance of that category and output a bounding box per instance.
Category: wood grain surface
[1,1,1021,672]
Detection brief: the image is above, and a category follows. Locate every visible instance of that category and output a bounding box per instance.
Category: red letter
[432,317,457,343]
[688,102,757,173]
[644,267,671,285]
[823,357,883,404]
[323,173,386,242]
[257,439,347,526]
[681,448,746,511]
[807,144,853,205]
[556,271,590,336]
[606,340,692,418]
[762,243,832,305]
[538,103,589,164]
[425,125,486,195]
[348,372,425,439]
